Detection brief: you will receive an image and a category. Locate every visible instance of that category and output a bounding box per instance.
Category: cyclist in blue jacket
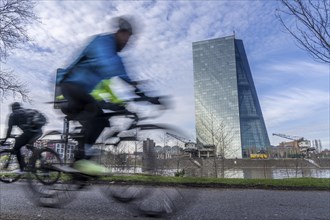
[56,17,153,175]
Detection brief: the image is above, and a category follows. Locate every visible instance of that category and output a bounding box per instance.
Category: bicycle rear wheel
[27,148,84,207]
[0,150,21,183]
[30,147,63,185]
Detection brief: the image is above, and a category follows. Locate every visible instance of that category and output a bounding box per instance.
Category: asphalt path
[0,182,329,220]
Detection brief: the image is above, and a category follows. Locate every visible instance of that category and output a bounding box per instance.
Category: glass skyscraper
[193,36,270,159]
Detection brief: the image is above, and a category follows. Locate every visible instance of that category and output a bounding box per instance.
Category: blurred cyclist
[56,16,157,175]
[0,102,47,174]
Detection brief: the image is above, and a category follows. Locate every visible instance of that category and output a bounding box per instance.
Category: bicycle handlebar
[49,94,172,124]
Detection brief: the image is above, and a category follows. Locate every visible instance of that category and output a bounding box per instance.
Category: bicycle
[0,135,63,185]
[26,96,193,217]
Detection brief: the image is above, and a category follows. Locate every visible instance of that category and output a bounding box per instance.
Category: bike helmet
[118,17,133,33]
[11,102,21,111]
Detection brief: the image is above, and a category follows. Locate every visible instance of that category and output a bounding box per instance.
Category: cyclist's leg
[61,83,110,175]
[60,83,93,160]
[13,132,33,171]
[60,83,100,120]
[74,139,85,161]
[83,115,109,159]
[27,130,42,146]
[61,82,107,157]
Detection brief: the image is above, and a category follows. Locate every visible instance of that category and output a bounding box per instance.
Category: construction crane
[166,132,196,150]
[272,133,312,152]
[272,133,304,141]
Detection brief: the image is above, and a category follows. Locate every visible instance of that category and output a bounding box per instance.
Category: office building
[193,36,270,158]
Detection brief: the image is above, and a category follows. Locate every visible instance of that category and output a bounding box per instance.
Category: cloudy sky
[0,0,329,149]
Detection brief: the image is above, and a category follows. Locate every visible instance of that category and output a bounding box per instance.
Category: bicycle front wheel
[0,150,21,183]
[102,124,189,218]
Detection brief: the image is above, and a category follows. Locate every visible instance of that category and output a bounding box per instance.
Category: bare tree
[197,113,236,178]
[0,0,39,101]
[197,113,235,158]
[0,68,30,101]
[159,130,171,147]
[276,0,330,63]
[0,0,38,61]
[211,120,235,159]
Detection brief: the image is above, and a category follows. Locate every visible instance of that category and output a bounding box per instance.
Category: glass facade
[193,36,270,158]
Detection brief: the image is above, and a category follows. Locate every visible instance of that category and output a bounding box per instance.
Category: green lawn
[101,175,330,190]
[5,172,327,190]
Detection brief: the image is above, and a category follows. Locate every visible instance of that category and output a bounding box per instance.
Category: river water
[110,167,330,179]
[222,168,330,179]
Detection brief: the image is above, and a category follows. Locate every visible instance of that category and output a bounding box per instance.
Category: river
[110,166,330,179]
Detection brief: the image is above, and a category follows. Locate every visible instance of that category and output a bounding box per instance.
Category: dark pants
[14,130,42,171]
[60,83,109,160]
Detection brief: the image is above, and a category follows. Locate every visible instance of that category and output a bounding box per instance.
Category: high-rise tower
[193,36,270,158]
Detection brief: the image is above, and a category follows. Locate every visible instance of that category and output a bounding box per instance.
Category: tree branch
[276,0,330,63]
[0,68,31,102]
[0,0,38,62]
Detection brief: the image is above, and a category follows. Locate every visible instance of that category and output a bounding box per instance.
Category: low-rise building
[35,139,77,162]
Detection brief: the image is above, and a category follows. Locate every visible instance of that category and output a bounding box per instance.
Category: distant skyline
[0,1,329,149]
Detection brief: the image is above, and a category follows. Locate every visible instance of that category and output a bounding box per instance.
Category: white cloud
[261,87,329,147]
[262,88,329,127]
[269,61,329,76]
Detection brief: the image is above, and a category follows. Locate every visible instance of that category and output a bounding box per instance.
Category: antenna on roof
[233,30,236,38]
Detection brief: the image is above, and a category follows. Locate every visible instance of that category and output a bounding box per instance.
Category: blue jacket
[56,34,131,93]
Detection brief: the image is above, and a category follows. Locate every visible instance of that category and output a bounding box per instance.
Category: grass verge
[100,175,330,191]
[9,173,328,191]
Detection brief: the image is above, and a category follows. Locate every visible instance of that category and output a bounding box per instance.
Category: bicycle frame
[27,98,191,217]
[0,136,63,184]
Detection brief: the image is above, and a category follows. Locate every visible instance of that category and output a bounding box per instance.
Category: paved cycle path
[1,182,329,220]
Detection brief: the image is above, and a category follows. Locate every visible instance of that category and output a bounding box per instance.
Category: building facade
[142,138,156,172]
[40,140,76,162]
[193,36,270,158]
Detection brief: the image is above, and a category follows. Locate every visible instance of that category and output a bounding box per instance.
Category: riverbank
[101,176,330,191]
[13,174,329,191]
